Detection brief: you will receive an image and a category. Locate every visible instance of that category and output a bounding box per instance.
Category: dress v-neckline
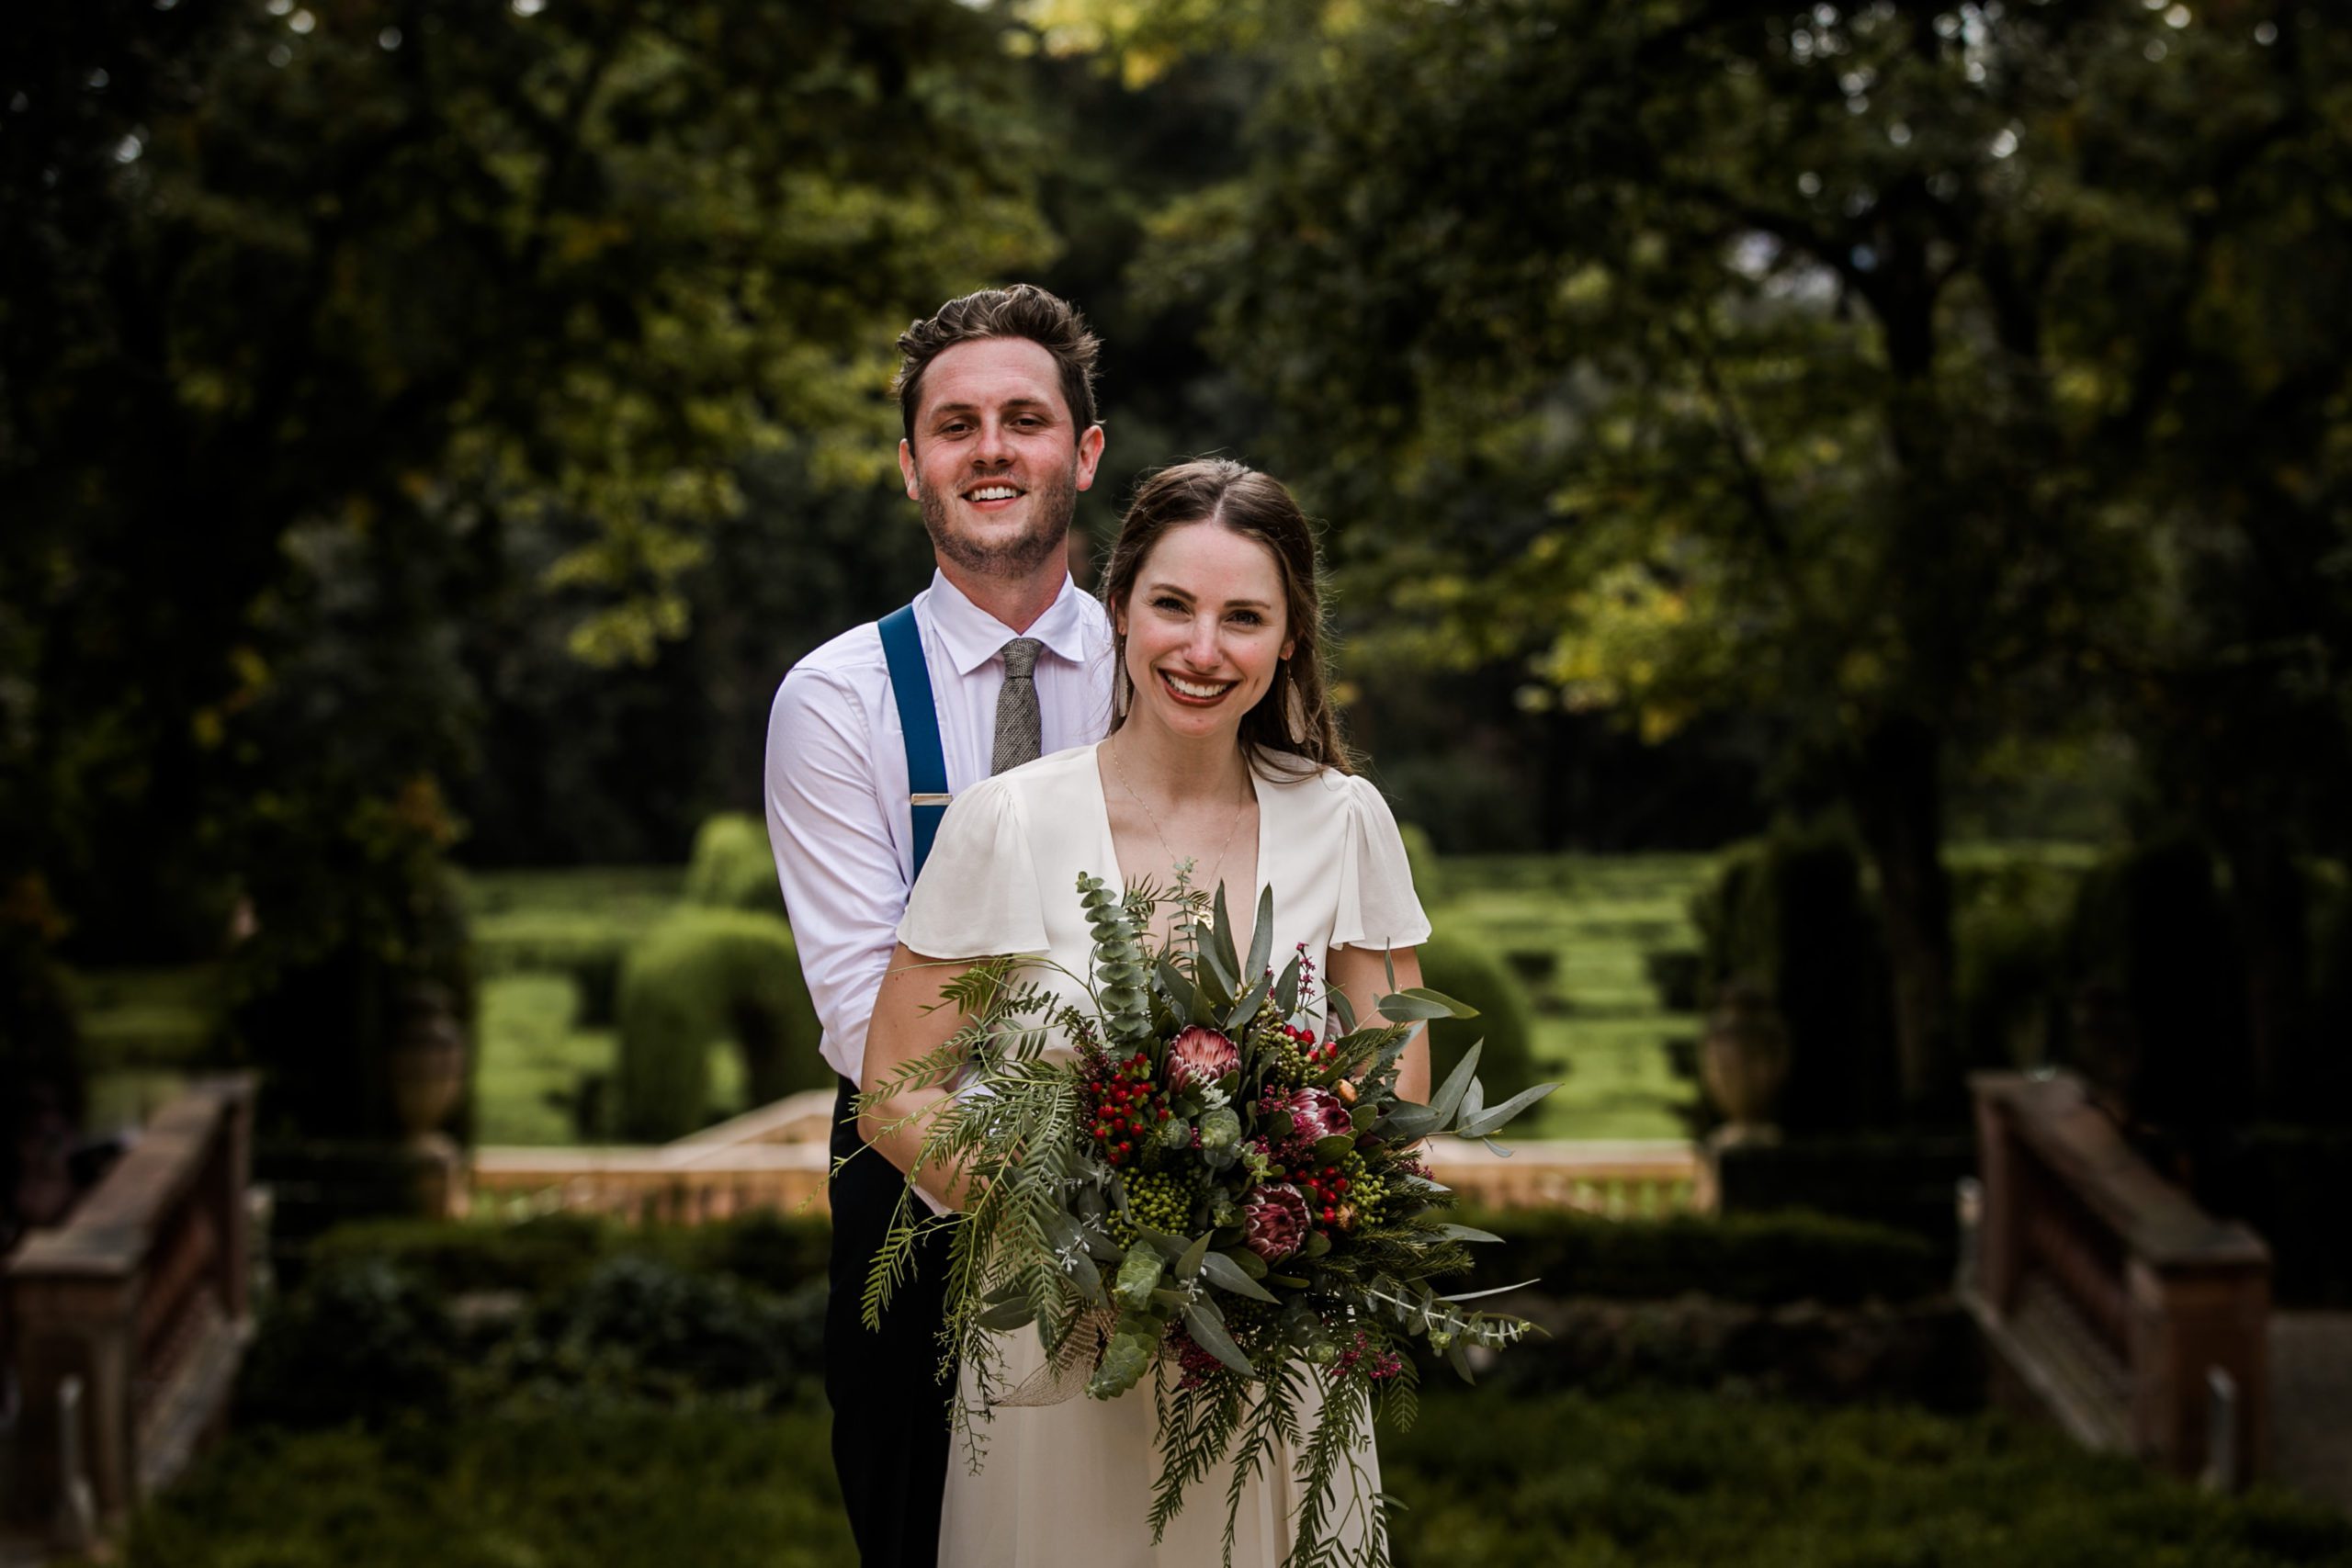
[1088,740,1270,957]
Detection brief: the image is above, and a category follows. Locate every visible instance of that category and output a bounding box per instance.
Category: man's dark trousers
[827,1077,956,1567]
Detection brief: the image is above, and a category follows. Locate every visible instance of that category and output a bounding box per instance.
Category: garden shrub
[309,1212,617,1296]
[1456,1207,1943,1306]
[682,813,784,915]
[234,1257,458,1430]
[109,1404,852,1568]
[1417,932,1537,1102]
[1396,820,1447,907]
[495,1253,824,1409]
[615,908,823,1140]
[1691,825,1895,1134]
[687,1209,833,1294]
[1385,1386,2352,1568]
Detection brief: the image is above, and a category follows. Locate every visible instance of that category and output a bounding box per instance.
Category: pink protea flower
[1242,1182,1311,1262]
[1165,1026,1239,1092]
[1265,1086,1352,1145]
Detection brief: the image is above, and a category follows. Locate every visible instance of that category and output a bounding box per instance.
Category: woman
[861,458,1432,1566]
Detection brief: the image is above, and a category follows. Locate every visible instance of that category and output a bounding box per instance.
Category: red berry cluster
[1279,1021,1345,1069]
[1167,1325,1227,1392]
[1297,1157,1351,1230]
[1086,1049,1170,1167]
[1329,1328,1404,1382]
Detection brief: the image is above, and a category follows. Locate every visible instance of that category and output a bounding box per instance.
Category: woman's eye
[1228,610,1264,626]
[1152,595,1186,613]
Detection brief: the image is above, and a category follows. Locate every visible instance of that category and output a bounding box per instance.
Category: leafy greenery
[614,907,822,1139]
[864,874,1547,1568]
[1141,0,2352,1128]
[681,814,784,915]
[1456,1207,1942,1306]
[1385,1386,2352,1568]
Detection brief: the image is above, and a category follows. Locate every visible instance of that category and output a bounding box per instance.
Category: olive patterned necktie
[991,637,1045,776]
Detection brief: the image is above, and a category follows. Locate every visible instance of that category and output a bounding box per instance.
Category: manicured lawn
[1439,853,1712,1142]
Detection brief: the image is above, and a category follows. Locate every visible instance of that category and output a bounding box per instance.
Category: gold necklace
[1108,739,1252,893]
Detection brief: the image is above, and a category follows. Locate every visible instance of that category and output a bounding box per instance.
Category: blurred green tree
[3,0,1051,1131]
[1139,0,2352,1122]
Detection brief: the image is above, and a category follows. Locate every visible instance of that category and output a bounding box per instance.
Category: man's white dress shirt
[763,569,1114,1085]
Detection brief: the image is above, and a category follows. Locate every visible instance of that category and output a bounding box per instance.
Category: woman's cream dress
[896,742,1431,1568]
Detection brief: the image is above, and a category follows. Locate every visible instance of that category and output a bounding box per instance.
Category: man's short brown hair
[893,284,1102,445]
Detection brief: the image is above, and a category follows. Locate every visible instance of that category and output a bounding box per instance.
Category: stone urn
[1700,977,1789,1145]
[390,981,468,1141]
[389,981,469,1215]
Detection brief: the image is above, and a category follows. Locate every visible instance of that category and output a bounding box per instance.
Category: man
[763,285,1112,1567]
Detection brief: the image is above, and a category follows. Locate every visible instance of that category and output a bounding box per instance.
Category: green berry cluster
[1121,1168,1196,1237]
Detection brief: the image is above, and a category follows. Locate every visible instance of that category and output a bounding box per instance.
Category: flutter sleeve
[1330,773,1435,952]
[895,774,1052,960]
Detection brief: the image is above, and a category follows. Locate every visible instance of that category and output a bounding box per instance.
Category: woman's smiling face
[1117,520,1295,742]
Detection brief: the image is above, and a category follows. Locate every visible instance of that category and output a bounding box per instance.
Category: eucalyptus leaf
[977,1296,1035,1331]
[1454,1077,1486,1129]
[1375,992,1457,1023]
[1157,956,1199,1023]
[1445,1337,1476,1384]
[1454,1081,1559,1139]
[1210,885,1241,989]
[1244,886,1274,983]
[1429,1041,1483,1123]
[1328,986,1357,1035]
[1273,953,1301,1014]
[1176,1231,1213,1282]
[1182,1300,1256,1378]
[1434,1224,1504,1245]
[1376,1103,1442,1142]
[1313,1134,1356,1164]
[1225,974,1273,1033]
[1198,1249,1279,1303]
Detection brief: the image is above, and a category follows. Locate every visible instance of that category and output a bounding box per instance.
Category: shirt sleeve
[1330,773,1434,952]
[896,774,1051,960]
[764,664,906,1081]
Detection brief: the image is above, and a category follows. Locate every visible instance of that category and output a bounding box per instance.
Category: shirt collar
[925,569,1098,676]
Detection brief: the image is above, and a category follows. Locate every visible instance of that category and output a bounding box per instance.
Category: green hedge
[1418,932,1537,1103]
[1691,825,1899,1135]
[615,908,825,1140]
[1386,1387,2352,1568]
[682,814,783,915]
[305,1211,831,1300]
[1459,1207,1945,1306]
[104,1405,851,1568]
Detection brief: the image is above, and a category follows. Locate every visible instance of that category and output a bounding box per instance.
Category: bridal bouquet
[859,872,1555,1565]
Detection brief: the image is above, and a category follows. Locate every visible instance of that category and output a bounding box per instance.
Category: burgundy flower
[1266,1087,1352,1145]
[1242,1182,1311,1262]
[1165,1026,1239,1093]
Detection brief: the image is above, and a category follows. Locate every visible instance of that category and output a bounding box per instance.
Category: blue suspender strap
[876,603,951,878]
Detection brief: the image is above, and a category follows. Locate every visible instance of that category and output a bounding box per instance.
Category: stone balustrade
[1962,1069,2271,1488]
[470,1094,1703,1223]
[6,1075,256,1539]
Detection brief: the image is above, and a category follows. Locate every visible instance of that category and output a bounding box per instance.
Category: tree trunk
[1844,714,1962,1122]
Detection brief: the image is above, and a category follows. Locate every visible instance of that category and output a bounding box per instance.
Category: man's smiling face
[898,336,1105,581]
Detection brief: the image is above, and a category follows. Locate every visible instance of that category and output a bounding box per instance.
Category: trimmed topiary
[1418,931,1538,1103]
[681,814,783,915]
[615,908,824,1141]
[1690,825,1895,1135]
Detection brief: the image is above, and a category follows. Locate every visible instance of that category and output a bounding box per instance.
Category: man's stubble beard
[919,464,1079,581]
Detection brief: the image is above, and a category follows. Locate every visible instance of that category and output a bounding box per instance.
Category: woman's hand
[1326,943,1431,1105]
[860,942,981,1209]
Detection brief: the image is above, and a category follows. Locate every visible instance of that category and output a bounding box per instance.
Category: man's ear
[899,438,919,499]
[1073,423,1106,491]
